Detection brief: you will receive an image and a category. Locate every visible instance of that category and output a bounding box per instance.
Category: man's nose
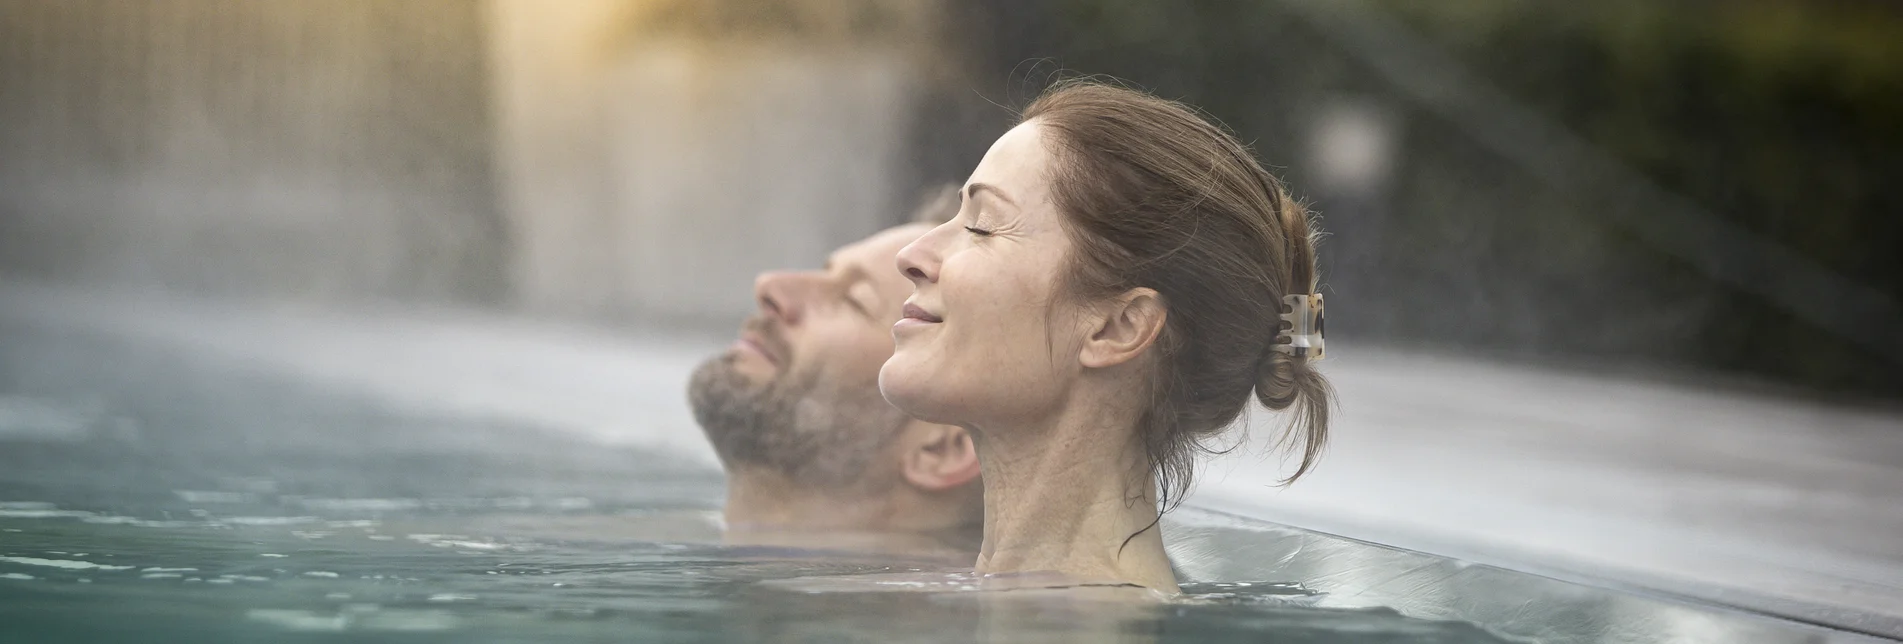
[754,270,811,326]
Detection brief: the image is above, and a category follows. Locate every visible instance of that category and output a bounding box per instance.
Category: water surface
[0,320,1512,642]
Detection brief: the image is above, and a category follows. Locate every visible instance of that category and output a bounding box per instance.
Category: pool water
[0,504,1510,643]
[0,320,1519,643]
[0,318,1880,643]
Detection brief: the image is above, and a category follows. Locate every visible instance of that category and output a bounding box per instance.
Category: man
[687,186,981,556]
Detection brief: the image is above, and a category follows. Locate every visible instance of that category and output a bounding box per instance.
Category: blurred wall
[0,0,505,303]
[0,0,952,326]
[486,0,932,323]
[483,0,625,319]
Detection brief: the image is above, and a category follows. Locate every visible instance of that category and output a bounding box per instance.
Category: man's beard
[687,325,906,489]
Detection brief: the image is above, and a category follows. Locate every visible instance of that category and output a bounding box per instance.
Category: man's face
[688,223,934,488]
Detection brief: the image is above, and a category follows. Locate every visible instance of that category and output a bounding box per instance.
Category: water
[0,505,1507,643]
[0,318,1521,643]
[0,316,1881,643]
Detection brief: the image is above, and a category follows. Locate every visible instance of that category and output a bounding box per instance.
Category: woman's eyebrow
[964,182,1017,208]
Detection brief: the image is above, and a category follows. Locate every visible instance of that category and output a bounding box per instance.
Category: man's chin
[691,353,773,403]
[724,350,781,385]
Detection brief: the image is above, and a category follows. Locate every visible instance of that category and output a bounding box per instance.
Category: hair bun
[1253,332,1334,483]
[1254,343,1301,411]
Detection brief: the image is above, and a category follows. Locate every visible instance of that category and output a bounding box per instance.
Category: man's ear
[900,422,980,492]
[1080,287,1166,369]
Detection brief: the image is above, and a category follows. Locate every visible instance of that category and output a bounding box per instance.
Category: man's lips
[735,334,782,367]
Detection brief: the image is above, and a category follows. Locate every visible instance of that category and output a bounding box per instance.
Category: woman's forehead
[968,122,1053,203]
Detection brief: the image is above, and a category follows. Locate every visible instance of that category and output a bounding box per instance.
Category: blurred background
[1,0,1899,400]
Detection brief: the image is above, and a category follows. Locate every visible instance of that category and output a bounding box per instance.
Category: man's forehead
[831,223,932,268]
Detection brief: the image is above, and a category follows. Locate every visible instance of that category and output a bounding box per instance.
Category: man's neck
[721,467,978,558]
[970,386,1179,592]
[724,468,884,530]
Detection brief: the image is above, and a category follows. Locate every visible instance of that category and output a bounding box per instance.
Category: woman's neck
[970,392,1179,593]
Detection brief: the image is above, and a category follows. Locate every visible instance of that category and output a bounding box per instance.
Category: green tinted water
[0,321,1511,643]
[8,320,1878,643]
[0,501,1509,643]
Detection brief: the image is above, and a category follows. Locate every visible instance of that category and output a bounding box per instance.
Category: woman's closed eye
[964,226,994,237]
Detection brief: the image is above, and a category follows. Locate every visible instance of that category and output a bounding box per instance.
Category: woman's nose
[894,234,939,286]
[754,271,807,325]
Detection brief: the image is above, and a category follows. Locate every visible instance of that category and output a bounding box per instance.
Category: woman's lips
[895,302,942,331]
[901,303,942,323]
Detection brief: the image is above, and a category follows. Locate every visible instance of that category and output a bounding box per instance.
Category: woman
[879,80,1333,593]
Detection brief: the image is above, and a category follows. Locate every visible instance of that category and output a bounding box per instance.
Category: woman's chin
[877,359,947,423]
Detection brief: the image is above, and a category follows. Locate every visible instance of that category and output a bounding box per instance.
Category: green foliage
[1380,0,1903,290]
[1010,0,1903,396]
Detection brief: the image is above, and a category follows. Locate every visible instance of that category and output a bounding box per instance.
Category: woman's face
[880,121,1090,429]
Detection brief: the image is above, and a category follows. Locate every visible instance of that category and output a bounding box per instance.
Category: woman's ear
[901,423,981,491]
[1080,287,1166,369]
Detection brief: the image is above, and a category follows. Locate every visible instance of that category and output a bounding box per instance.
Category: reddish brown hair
[1022,79,1333,507]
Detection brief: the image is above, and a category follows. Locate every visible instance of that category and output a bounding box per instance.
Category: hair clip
[1273,294,1324,360]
